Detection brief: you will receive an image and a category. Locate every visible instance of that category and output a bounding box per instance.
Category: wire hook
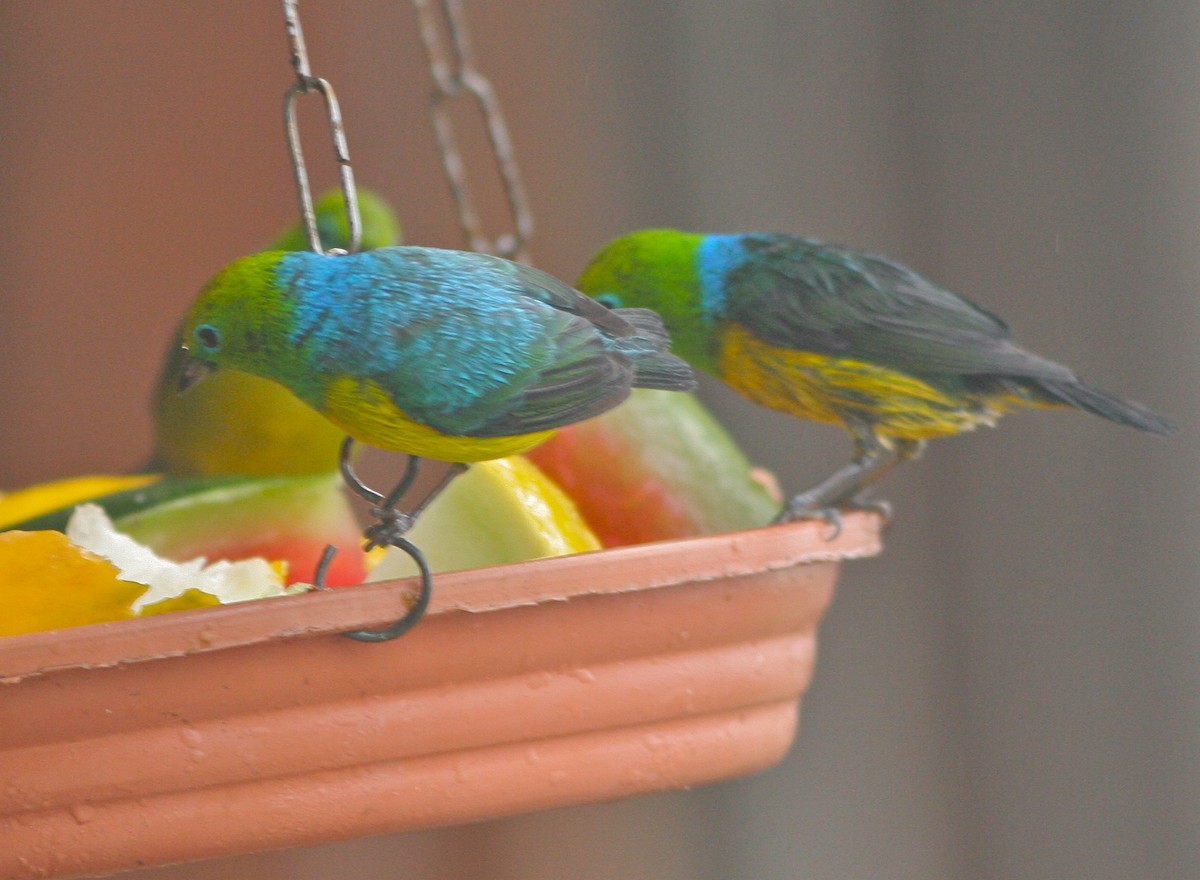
[280,0,362,255]
[312,438,431,641]
[412,0,533,262]
[312,539,434,643]
[319,438,465,641]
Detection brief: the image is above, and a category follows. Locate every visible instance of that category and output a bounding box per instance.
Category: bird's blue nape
[270,248,559,426]
[277,251,387,350]
[697,234,747,317]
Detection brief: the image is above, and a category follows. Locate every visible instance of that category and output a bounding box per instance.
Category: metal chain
[281,0,362,254]
[412,0,533,263]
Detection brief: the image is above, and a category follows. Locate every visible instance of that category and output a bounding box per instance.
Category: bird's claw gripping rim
[773,492,894,540]
[773,433,906,538]
[847,495,893,526]
[773,496,846,539]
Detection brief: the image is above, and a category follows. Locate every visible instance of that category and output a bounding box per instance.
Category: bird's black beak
[178,352,217,393]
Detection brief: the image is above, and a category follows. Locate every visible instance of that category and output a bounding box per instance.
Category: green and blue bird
[577,230,1176,522]
[150,188,402,476]
[177,246,696,468]
[267,187,402,254]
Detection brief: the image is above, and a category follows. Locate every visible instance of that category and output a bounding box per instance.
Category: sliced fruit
[111,473,366,587]
[0,504,303,637]
[0,530,146,636]
[2,473,367,587]
[3,475,243,533]
[0,474,160,530]
[527,389,779,546]
[369,455,601,581]
[66,504,293,608]
[140,589,222,615]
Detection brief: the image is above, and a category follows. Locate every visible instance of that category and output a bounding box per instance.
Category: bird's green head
[269,186,403,253]
[178,251,295,392]
[577,229,718,373]
[150,194,399,476]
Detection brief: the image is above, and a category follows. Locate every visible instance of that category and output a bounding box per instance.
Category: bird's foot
[843,492,894,529]
[328,439,440,642]
[772,494,846,538]
[364,506,416,550]
[773,492,894,539]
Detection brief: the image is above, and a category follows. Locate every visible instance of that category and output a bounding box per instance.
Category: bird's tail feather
[1033,378,1176,436]
[612,307,697,392]
[630,351,697,391]
[614,307,670,343]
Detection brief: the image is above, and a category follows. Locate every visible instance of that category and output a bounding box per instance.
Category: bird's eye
[195,324,222,352]
[593,293,621,309]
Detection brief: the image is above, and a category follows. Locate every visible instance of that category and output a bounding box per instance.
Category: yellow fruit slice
[0,530,147,636]
[368,455,601,581]
[0,506,302,637]
[0,474,160,530]
[140,589,222,616]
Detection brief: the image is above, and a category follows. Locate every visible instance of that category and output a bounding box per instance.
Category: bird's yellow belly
[717,324,1002,442]
[321,376,554,462]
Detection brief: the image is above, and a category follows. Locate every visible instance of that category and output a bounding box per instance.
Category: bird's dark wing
[459,263,647,435]
[373,280,635,439]
[507,261,653,339]
[464,313,636,437]
[507,261,696,393]
[723,235,1074,380]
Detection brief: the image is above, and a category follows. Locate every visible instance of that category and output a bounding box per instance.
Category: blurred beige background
[1,3,1197,879]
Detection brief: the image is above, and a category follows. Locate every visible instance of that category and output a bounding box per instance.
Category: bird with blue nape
[176,244,697,550]
[151,187,403,477]
[577,229,1176,528]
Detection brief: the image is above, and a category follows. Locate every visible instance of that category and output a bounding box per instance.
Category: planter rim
[0,513,880,878]
[0,514,881,682]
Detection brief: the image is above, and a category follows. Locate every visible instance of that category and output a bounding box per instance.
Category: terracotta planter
[0,514,880,880]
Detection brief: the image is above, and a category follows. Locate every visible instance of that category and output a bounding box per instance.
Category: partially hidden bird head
[179,191,404,393]
[576,229,720,374]
[268,187,403,253]
[151,187,403,477]
[178,252,299,395]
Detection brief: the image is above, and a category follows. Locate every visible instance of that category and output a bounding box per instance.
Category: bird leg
[345,450,467,552]
[775,432,920,536]
[318,436,468,642]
